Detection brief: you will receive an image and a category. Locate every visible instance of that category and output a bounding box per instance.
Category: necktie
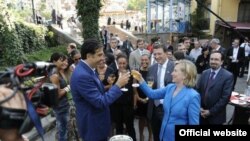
[204,71,215,104]
[154,64,162,107]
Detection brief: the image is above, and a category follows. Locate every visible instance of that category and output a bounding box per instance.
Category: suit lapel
[164,86,174,115]
[80,61,105,93]
[153,65,158,89]
[203,70,211,90]
[164,61,173,85]
[93,72,105,93]
[170,86,186,108]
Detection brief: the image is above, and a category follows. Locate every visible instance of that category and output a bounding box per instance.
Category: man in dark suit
[147,43,174,141]
[70,38,130,141]
[106,37,119,54]
[120,36,134,57]
[197,51,234,124]
[210,38,226,55]
[226,38,245,90]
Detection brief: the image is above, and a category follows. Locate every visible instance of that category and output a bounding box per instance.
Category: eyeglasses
[74,58,81,61]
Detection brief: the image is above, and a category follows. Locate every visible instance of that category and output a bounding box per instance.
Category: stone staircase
[106,25,138,46]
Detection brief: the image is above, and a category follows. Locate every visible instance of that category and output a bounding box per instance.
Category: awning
[216,21,250,30]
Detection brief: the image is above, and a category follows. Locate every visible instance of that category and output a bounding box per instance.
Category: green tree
[76,0,102,40]
[190,0,208,37]
[127,0,146,11]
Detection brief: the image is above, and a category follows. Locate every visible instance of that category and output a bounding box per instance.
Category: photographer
[0,84,27,141]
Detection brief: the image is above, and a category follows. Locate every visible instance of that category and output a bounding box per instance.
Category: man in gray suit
[197,51,233,124]
[129,38,150,69]
[147,43,174,141]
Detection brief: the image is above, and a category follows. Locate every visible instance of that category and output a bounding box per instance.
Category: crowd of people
[66,33,249,141]
[1,29,250,141]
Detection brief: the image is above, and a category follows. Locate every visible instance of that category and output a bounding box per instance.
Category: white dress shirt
[158,60,168,105]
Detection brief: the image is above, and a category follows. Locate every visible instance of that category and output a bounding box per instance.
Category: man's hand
[201,108,210,118]
[115,72,130,88]
[0,85,26,110]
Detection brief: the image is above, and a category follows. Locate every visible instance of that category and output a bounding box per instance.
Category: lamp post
[146,0,152,33]
[31,0,36,23]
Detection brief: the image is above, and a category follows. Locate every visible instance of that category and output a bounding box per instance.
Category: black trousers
[240,57,248,76]
[228,63,240,89]
[151,104,164,141]
[113,104,136,141]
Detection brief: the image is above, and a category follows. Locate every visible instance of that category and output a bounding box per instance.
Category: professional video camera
[0,61,58,136]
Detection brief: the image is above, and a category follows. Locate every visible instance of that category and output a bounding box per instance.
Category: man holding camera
[70,38,130,141]
[0,85,28,141]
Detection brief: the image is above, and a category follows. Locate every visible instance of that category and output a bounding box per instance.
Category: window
[238,1,250,22]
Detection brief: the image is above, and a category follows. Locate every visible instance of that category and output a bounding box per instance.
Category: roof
[216,20,250,30]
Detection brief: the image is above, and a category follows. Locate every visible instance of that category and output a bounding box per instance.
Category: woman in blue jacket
[132,60,200,141]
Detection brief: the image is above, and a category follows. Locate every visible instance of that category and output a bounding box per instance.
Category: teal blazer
[140,82,200,141]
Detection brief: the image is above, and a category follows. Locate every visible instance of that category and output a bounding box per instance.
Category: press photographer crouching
[0,62,58,141]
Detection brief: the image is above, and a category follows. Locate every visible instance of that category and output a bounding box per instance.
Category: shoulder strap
[24,95,44,141]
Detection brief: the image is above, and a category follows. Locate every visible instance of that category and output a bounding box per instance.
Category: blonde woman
[132,60,200,141]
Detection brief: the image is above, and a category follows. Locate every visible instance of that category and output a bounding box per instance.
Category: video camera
[0,61,58,134]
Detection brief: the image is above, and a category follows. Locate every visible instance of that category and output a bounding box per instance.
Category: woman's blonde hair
[176,60,197,87]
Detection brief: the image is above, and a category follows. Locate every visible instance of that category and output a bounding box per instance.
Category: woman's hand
[131,70,143,83]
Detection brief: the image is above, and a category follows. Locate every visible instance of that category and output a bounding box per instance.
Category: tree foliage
[76,0,102,40]
[190,0,208,37]
[127,0,146,11]
[0,1,47,66]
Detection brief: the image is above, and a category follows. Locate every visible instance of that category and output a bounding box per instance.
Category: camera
[0,61,58,134]
[31,83,58,108]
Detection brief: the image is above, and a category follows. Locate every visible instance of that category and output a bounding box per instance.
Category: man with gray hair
[210,38,226,55]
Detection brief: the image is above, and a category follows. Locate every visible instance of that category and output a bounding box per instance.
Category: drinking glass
[120,69,129,92]
[147,76,154,88]
[131,65,140,87]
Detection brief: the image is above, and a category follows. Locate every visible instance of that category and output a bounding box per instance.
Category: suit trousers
[228,62,239,89]
[151,104,164,141]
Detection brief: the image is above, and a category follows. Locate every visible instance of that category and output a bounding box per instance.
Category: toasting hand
[115,72,131,88]
[131,70,143,83]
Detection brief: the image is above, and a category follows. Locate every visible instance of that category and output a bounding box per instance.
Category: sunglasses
[74,58,81,61]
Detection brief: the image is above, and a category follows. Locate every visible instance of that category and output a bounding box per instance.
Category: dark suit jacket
[209,46,226,55]
[70,61,123,140]
[197,68,234,124]
[121,40,133,57]
[146,60,175,120]
[226,47,245,67]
